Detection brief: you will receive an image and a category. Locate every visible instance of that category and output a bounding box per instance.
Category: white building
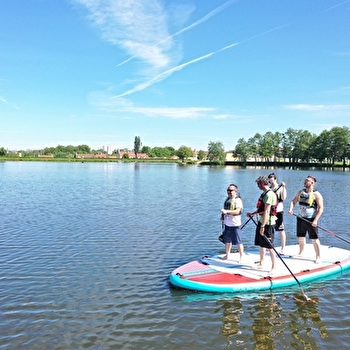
[103,145,117,155]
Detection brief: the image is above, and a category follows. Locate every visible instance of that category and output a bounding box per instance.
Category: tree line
[1,126,349,165]
[234,126,350,166]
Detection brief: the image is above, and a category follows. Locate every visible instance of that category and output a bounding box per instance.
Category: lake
[1,161,350,349]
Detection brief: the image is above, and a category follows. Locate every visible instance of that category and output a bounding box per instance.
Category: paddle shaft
[292,213,350,246]
[251,217,310,301]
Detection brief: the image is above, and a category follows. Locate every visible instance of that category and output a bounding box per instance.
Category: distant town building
[116,150,149,159]
[102,145,117,155]
[75,153,117,159]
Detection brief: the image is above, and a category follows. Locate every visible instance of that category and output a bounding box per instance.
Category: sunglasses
[227,189,235,192]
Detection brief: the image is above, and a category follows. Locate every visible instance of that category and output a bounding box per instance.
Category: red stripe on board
[187,271,257,284]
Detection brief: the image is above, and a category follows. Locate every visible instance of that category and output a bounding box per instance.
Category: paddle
[251,216,311,302]
[292,213,350,246]
[218,216,252,243]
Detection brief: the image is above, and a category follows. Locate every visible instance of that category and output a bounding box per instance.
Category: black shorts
[254,222,275,248]
[297,217,319,239]
[274,211,284,231]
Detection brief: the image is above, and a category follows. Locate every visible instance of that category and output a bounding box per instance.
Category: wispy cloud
[113,23,292,98]
[321,0,350,12]
[73,0,238,77]
[0,96,8,104]
[89,91,214,119]
[124,106,214,119]
[74,0,174,70]
[112,51,219,98]
[116,0,237,67]
[284,104,350,111]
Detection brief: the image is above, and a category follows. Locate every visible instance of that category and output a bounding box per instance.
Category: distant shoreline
[1,157,349,170]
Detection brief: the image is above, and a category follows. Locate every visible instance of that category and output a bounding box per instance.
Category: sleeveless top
[298,189,317,219]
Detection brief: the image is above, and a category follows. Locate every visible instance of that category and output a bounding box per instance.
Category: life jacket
[256,190,277,216]
[272,185,283,203]
[298,189,317,208]
[224,196,242,214]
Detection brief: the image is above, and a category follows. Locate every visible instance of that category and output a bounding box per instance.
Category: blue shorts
[223,225,242,245]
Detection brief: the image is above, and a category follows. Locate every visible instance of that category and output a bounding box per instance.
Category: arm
[312,192,324,227]
[288,192,299,214]
[259,203,271,235]
[279,182,287,201]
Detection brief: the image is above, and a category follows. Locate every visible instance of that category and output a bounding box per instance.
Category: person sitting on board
[288,175,324,264]
[220,183,244,261]
[268,172,287,254]
[247,176,277,274]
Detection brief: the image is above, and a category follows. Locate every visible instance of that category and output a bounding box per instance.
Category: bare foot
[315,257,321,264]
[253,263,264,270]
[222,255,228,260]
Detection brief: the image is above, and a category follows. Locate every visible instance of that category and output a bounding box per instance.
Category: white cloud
[74,0,174,70]
[0,96,8,103]
[284,104,350,111]
[124,106,214,119]
[88,90,214,119]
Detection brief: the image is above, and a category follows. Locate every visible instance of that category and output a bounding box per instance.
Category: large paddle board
[169,244,350,293]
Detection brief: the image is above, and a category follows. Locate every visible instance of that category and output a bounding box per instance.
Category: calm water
[1,161,350,349]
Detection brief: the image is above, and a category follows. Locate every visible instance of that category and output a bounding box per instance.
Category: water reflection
[217,292,328,349]
[290,295,328,349]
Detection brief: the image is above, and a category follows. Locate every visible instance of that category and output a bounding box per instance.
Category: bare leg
[312,239,321,263]
[279,230,286,252]
[258,247,266,267]
[223,242,232,259]
[237,243,244,261]
[269,248,276,274]
[296,237,306,255]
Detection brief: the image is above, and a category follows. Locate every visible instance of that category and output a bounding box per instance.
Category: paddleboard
[169,244,350,293]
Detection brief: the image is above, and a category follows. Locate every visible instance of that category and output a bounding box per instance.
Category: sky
[1,0,350,151]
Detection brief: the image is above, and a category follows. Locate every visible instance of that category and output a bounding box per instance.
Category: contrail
[113,22,288,98]
[116,0,237,67]
[321,0,350,12]
[113,52,216,98]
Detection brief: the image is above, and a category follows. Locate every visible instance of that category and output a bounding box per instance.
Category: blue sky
[1,0,350,151]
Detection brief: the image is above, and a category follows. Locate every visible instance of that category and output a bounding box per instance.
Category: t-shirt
[224,197,243,227]
[258,190,277,225]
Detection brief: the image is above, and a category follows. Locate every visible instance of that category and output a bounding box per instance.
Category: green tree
[76,144,91,154]
[247,133,262,161]
[134,136,141,159]
[207,141,225,164]
[176,145,194,162]
[259,131,275,161]
[234,138,249,161]
[141,145,151,155]
[310,130,331,163]
[0,147,7,156]
[329,126,350,166]
[197,150,207,161]
[282,128,298,162]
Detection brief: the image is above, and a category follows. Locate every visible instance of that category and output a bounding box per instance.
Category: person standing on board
[268,173,287,254]
[220,183,244,261]
[288,175,324,263]
[247,176,277,274]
